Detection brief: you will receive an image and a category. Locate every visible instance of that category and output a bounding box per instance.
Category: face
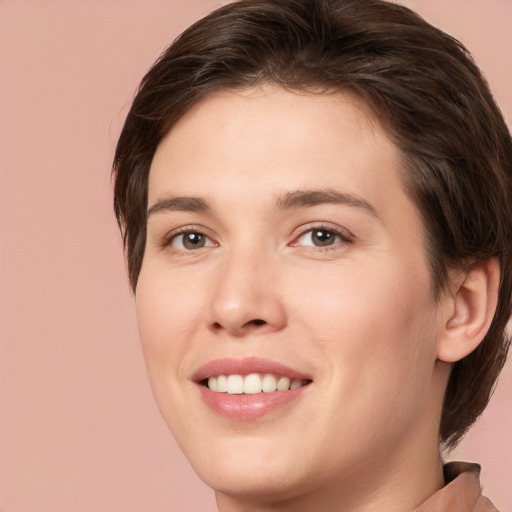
[137,86,448,504]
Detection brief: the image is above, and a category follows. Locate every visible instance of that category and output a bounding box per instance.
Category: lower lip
[197,385,308,420]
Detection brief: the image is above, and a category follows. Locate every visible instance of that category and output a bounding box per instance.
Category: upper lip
[192,357,312,382]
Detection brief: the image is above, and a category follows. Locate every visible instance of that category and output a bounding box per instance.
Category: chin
[181,434,313,501]
[198,459,310,505]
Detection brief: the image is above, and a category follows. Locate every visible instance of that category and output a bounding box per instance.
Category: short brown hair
[113,0,512,448]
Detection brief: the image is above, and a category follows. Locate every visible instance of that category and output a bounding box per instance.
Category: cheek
[135,265,204,378]
[289,256,439,398]
[292,254,434,334]
[134,265,213,443]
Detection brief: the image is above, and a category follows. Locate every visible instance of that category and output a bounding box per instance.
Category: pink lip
[192,357,311,381]
[192,357,312,420]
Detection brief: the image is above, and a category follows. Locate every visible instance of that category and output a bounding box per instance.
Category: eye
[169,231,216,251]
[296,229,340,247]
[291,226,353,248]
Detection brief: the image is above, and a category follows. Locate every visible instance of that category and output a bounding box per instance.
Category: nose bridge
[207,239,285,335]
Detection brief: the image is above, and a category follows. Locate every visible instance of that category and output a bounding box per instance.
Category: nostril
[210,318,268,333]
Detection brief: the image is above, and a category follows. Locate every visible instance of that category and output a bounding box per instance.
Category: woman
[113,1,512,510]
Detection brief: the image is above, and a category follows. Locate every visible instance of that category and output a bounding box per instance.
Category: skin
[135,86,495,511]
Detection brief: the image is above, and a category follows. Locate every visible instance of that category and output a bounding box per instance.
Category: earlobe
[437,258,500,363]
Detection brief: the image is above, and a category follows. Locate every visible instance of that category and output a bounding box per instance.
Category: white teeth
[207,373,307,393]
[276,377,291,391]
[290,379,303,390]
[217,375,227,392]
[226,375,244,394]
[262,374,277,393]
[243,373,262,394]
[208,376,218,392]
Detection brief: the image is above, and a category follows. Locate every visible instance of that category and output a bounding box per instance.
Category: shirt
[415,461,498,512]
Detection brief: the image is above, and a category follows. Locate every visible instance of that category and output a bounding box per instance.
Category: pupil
[313,230,334,246]
[184,232,205,249]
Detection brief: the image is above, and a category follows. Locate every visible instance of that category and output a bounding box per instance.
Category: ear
[437,258,500,363]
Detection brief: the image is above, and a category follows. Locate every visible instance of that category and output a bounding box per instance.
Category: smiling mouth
[204,373,312,394]
[194,359,312,419]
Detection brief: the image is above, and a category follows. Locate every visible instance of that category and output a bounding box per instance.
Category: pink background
[1,1,511,511]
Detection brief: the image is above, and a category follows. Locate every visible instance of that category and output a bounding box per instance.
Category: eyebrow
[147,188,378,219]
[147,196,210,218]
[274,189,379,218]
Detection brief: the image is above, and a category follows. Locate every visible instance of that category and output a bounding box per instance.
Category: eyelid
[289,222,355,247]
[159,225,218,250]
[156,222,354,251]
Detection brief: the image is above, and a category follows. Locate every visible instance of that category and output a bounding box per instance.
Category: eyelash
[290,223,354,250]
[159,223,354,252]
[159,226,217,251]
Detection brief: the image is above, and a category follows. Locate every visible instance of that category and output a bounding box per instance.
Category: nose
[206,251,287,337]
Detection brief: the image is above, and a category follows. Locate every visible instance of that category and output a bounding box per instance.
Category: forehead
[148,86,420,235]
